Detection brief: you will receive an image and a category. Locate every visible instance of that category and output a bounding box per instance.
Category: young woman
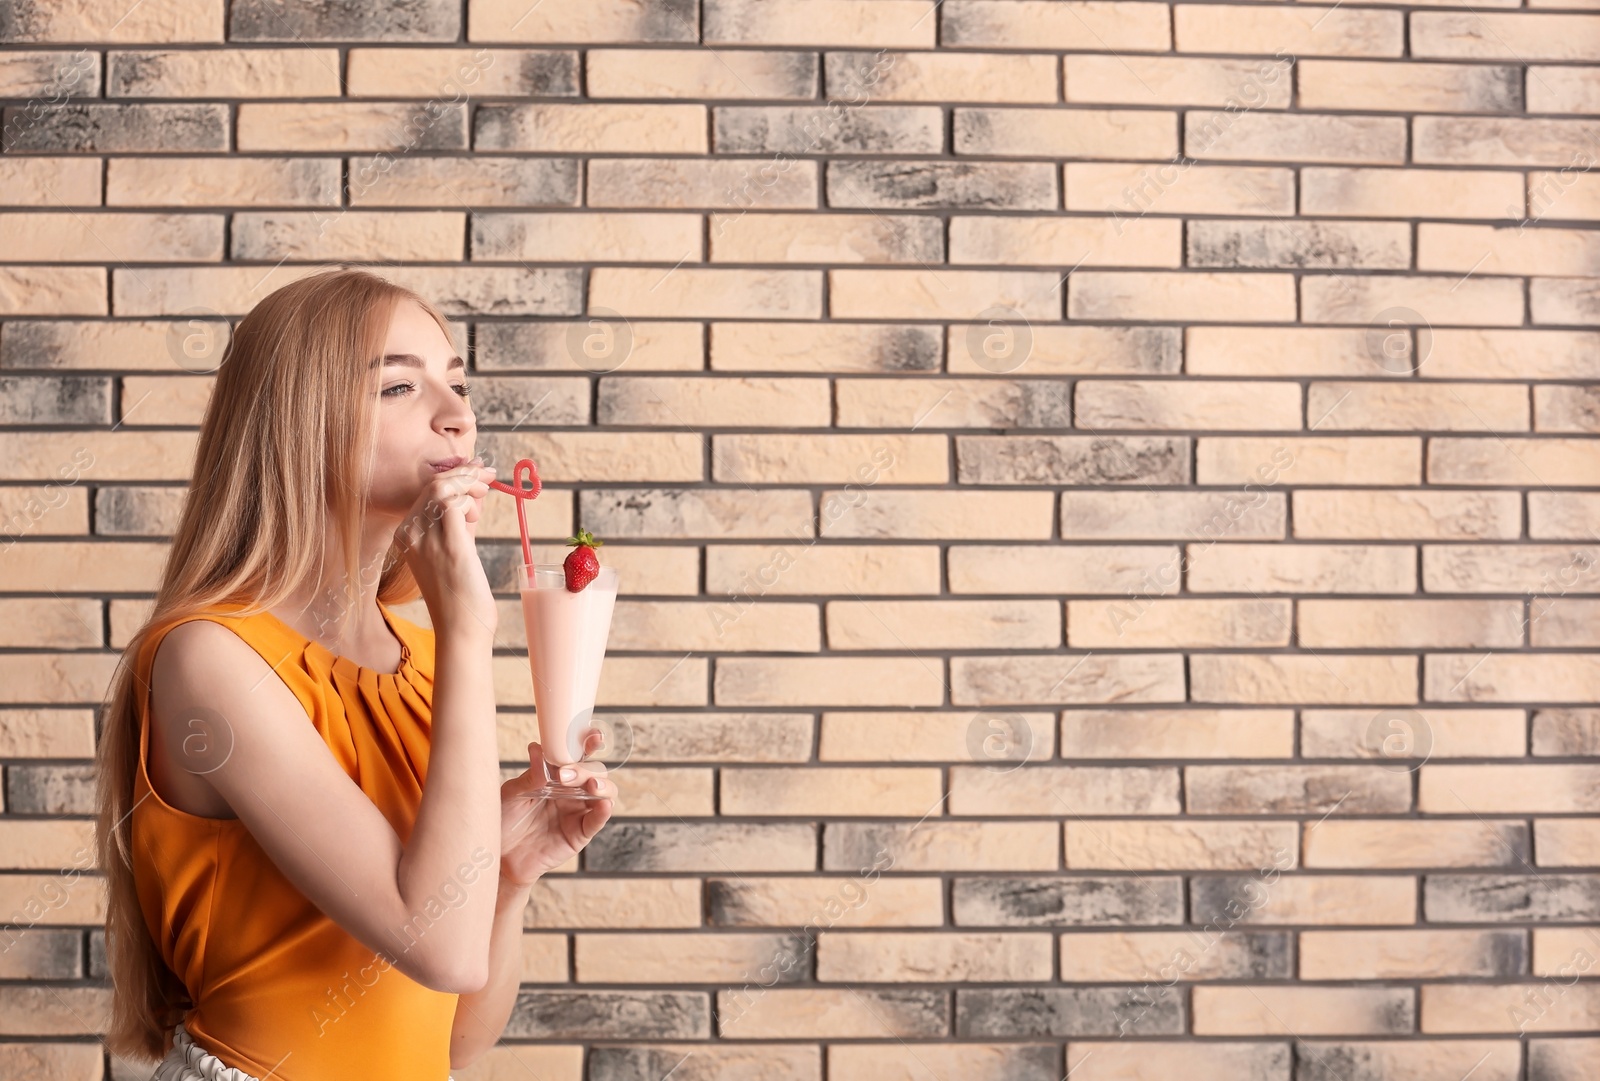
[94,267,614,1079]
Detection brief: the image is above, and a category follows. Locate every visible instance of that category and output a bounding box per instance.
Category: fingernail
[559,766,577,782]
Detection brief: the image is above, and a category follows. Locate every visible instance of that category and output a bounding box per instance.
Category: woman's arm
[448,876,533,1068]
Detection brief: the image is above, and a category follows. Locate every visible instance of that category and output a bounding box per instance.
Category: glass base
[531,782,607,802]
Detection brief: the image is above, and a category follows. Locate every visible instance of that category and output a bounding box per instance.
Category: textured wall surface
[2,0,1600,1078]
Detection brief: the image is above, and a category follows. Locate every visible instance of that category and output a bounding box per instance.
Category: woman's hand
[498,731,614,889]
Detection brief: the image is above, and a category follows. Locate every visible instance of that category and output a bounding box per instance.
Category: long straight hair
[94,267,456,1061]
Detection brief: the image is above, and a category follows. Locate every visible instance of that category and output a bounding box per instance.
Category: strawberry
[563,528,604,592]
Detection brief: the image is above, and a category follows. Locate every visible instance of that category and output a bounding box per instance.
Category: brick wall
[2,0,1600,1078]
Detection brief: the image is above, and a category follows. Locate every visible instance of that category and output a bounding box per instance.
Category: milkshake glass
[517,561,619,800]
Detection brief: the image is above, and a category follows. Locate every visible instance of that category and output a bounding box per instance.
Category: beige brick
[605,765,707,819]
[349,155,578,208]
[1186,543,1416,594]
[716,988,946,1039]
[834,1045,1061,1081]
[1062,709,1294,759]
[1066,162,1296,217]
[474,211,702,263]
[713,434,947,485]
[468,0,698,43]
[1422,764,1600,813]
[707,875,945,927]
[1078,379,1301,429]
[1308,380,1529,431]
[821,492,1055,540]
[1293,489,1522,540]
[1061,491,1285,541]
[599,376,830,427]
[0,1046,104,1078]
[1068,599,1291,648]
[711,212,941,264]
[591,268,820,319]
[949,765,1181,816]
[477,103,706,152]
[1069,272,1297,322]
[942,1,1171,50]
[1303,929,1525,978]
[707,544,942,596]
[1423,544,1600,593]
[347,48,574,97]
[0,820,96,870]
[1529,65,1600,113]
[1065,54,1291,107]
[953,653,1186,708]
[1300,60,1521,112]
[824,820,1060,872]
[839,379,1069,429]
[1416,117,1600,167]
[1534,928,1600,975]
[1198,436,1422,485]
[0,158,102,207]
[237,102,468,151]
[1065,820,1298,871]
[1063,1044,1293,1081]
[830,269,1060,320]
[477,320,701,374]
[0,268,107,317]
[494,652,705,708]
[1419,329,1600,379]
[107,48,340,97]
[819,931,1053,982]
[1301,708,1527,759]
[950,544,1184,595]
[1533,708,1600,755]
[1189,765,1411,815]
[1528,170,1600,222]
[833,50,1057,103]
[1059,930,1290,982]
[1192,654,1417,705]
[704,0,935,47]
[1299,599,1524,649]
[590,158,818,209]
[1536,384,1600,432]
[0,709,96,758]
[1428,652,1600,704]
[477,433,703,486]
[1186,326,1406,377]
[0,871,105,925]
[1534,599,1600,646]
[1303,166,1526,220]
[0,50,100,96]
[1305,818,1529,869]
[713,321,940,373]
[1303,273,1524,326]
[828,599,1061,650]
[819,711,1055,763]
[1414,12,1600,60]
[1187,112,1407,164]
[1421,222,1600,277]
[0,987,111,1036]
[1176,5,1402,56]
[520,932,568,983]
[1422,984,1600,1034]
[715,657,945,707]
[107,156,339,207]
[232,210,465,261]
[1536,819,1600,866]
[576,932,808,983]
[589,48,816,99]
[948,214,1177,268]
[523,877,701,928]
[1194,986,1414,1035]
[1430,437,1600,485]
[0,0,221,42]
[953,107,1171,159]
[1293,1043,1519,1081]
[721,767,943,816]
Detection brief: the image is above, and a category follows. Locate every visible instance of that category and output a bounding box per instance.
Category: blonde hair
[94,267,455,1060]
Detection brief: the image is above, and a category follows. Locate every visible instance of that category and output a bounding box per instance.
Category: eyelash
[382,381,472,399]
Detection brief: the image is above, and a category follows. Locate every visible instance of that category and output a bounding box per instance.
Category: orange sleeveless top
[131,600,458,1080]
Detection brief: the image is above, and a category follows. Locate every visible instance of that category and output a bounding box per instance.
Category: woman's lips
[429,455,467,472]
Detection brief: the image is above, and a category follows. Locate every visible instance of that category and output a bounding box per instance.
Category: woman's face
[368,298,477,517]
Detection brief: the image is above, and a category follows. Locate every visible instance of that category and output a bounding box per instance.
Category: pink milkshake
[517,562,619,800]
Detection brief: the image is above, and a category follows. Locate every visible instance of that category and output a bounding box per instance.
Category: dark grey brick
[1187,220,1410,270]
[5,764,97,814]
[0,376,109,425]
[957,435,1190,486]
[94,486,187,536]
[1186,766,1412,815]
[88,928,106,979]
[584,821,818,873]
[1425,874,1600,923]
[957,986,1184,1037]
[504,990,710,1040]
[2,103,228,153]
[1529,1038,1600,1081]
[0,927,81,979]
[715,106,941,155]
[588,1043,823,1081]
[952,876,1185,927]
[229,0,459,41]
[828,160,1058,209]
